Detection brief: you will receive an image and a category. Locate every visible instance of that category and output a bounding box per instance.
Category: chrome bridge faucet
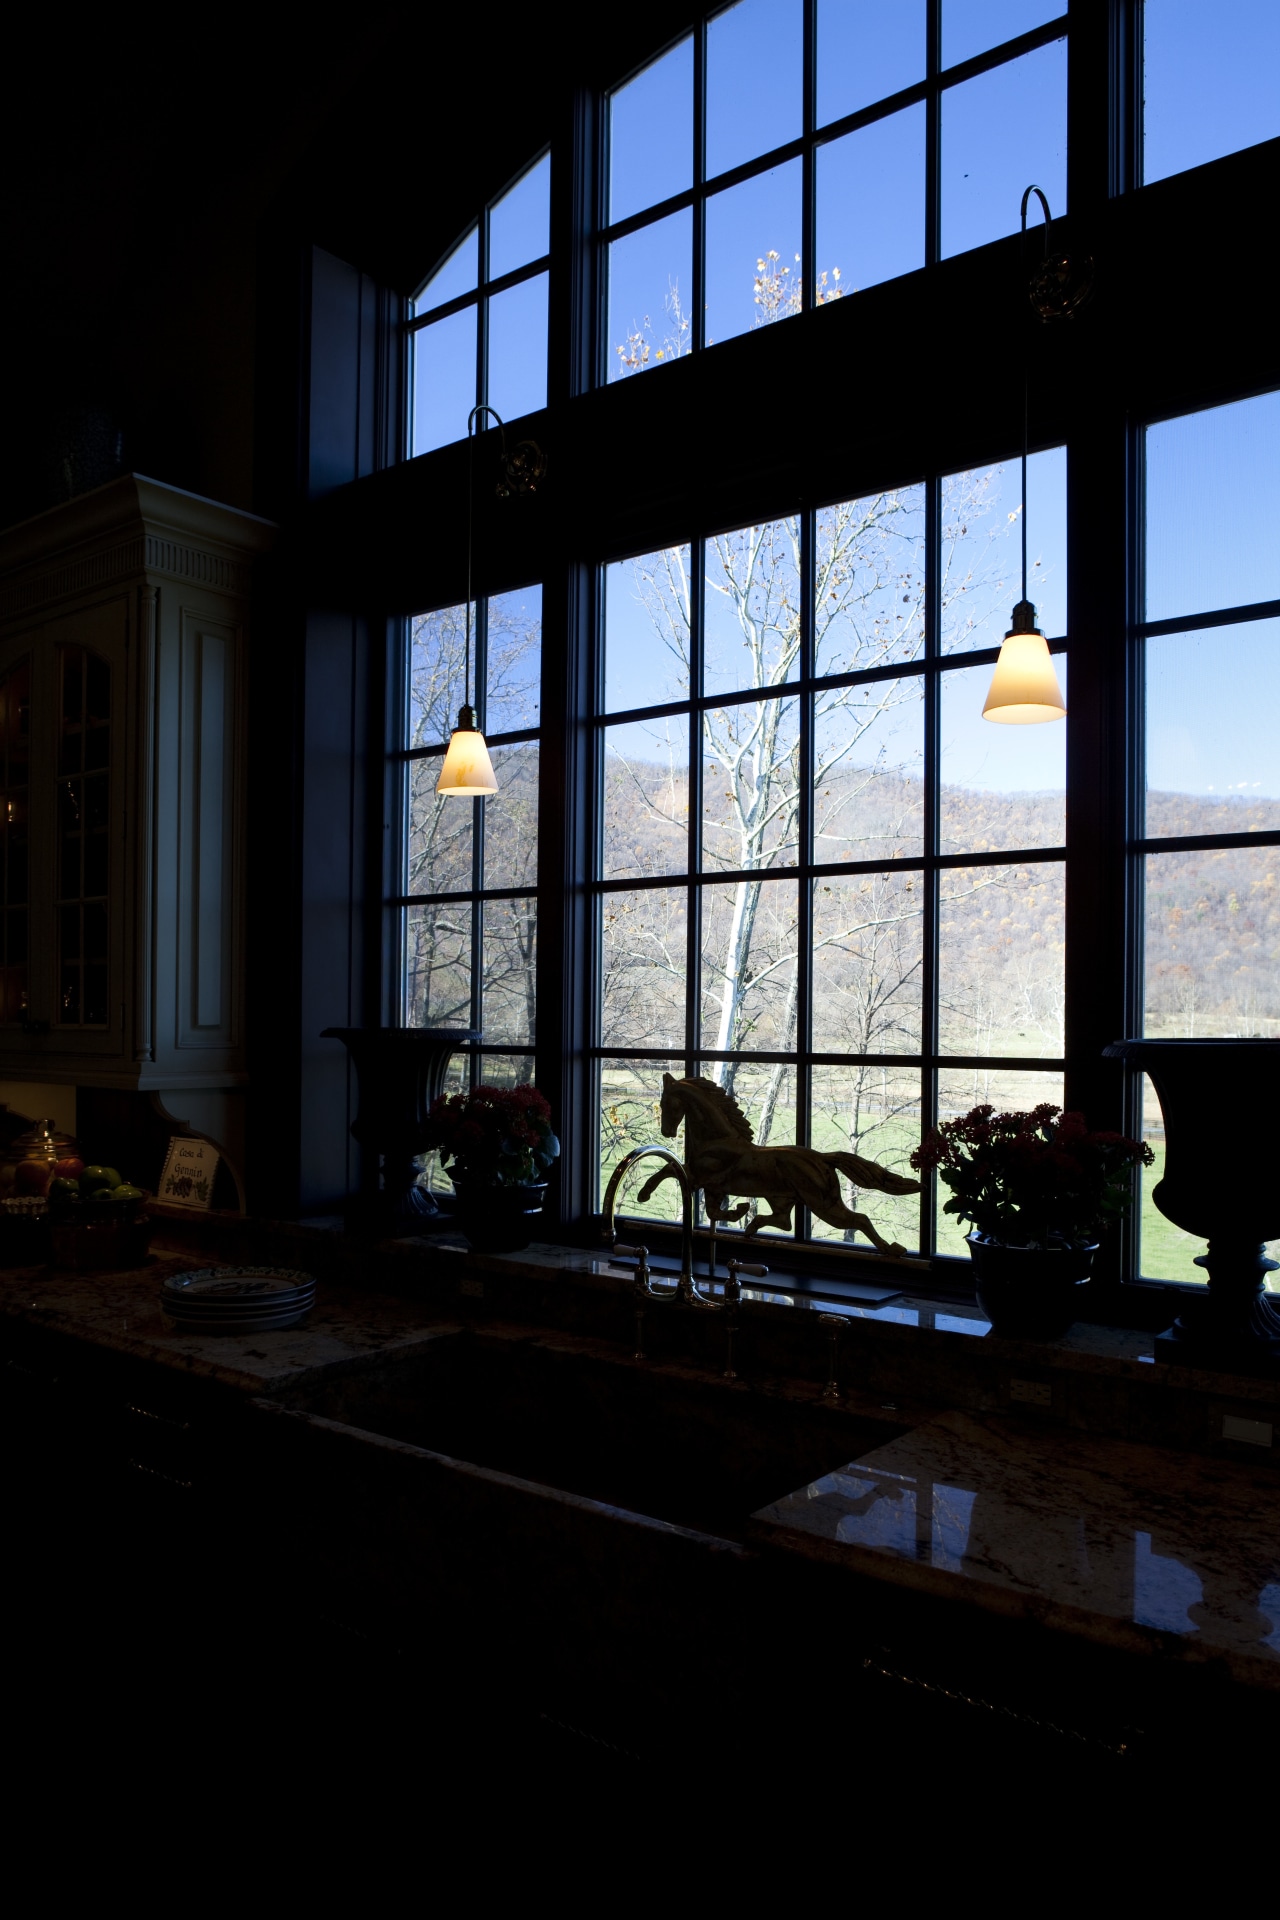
[602,1145,767,1368]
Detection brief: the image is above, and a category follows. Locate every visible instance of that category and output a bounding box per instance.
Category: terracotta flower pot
[450,1180,547,1255]
[966,1233,1096,1339]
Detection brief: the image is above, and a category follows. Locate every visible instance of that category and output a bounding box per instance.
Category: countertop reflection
[752,1409,1280,1685]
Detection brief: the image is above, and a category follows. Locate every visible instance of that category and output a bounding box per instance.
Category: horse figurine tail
[826,1151,921,1197]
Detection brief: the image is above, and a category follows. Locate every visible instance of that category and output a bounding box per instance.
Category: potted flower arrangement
[910,1104,1153,1337]
[421,1084,559,1255]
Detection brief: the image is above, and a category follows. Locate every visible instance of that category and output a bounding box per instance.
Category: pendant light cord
[1019,185,1051,612]
[465,405,507,721]
[1022,373,1028,604]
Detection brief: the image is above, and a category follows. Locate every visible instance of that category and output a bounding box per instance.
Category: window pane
[705,518,802,696]
[814,681,925,863]
[483,744,539,891]
[482,896,537,1044]
[940,658,1066,853]
[601,887,688,1050]
[415,229,477,313]
[816,485,926,674]
[942,0,1062,69]
[1146,621,1280,836]
[608,209,693,380]
[702,696,800,872]
[412,306,476,455]
[599,1056,686,1217]
[810,1063,921,1251]
[405,902,472,1027]
[1138,1072,1202,1282]
[488,271,548,420]
[489,154,550,280]
[1145,393,1280,622]
[610,37,693,223]
[941,448,1066,653]
[935,1067,1064,1255]
[604,546,693,712]
[706,0,803,179]
[812,872,924,1053]
[1144,0,1280,185]
[603,719,689,881]
[479,1053,537,1089]
[1144,846,1280,1039]
[704,160,803,346]
[817,0,925,124]
[701,876,800,1052]
[486,584,541,735]
[409,603,471,748]
[407,758,473,896]
[938,861,1065,1056]
[816,104,926,297]
[941,39,1067,259]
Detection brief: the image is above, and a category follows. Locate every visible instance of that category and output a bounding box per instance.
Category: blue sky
[1145,391,1280,802]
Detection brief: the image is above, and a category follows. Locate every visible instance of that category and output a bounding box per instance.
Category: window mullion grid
[1124,416,1148,1278]
[468,596,488,1088]
[921,472,942,1257]
[925,0,941,267]
[693,19,707,354]
[470,895,484,1090]
[687,537,705,1086]
[800,0,816,314]
[795,505,815,1242]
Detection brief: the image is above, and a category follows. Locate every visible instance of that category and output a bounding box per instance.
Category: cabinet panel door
[175,611,241,1050]
[0,600,128,1058]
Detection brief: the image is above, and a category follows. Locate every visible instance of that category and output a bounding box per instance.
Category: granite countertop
[751,1408,1280,1688]
[0,1244,457,1395]
[7,1228,1280,1687]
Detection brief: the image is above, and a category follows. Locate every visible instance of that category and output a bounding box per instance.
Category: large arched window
[372,1,1280,1293]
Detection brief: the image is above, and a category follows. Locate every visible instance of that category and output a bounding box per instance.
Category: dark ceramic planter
[967,1233,1096,1339]
[321,1026,479,1233]
[451,1180,547,1255]
[1103,1039,1280,1370]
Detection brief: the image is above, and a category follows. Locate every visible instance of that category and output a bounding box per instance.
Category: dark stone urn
[322,1027,478,1234]
[1103,1040,1280,1373]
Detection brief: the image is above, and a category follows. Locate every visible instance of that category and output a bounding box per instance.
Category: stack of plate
[161,1267,316,1334]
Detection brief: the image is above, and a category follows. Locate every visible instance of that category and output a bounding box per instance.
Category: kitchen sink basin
[277,1324,905,1539]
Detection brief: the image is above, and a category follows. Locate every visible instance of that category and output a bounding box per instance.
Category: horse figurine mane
[680,1075,755,1143]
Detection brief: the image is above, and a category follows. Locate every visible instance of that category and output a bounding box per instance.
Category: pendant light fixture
[982,185,1086,728]
[437,405,503,796]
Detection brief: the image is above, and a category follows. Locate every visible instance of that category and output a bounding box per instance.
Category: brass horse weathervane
[633,1074,920,1259]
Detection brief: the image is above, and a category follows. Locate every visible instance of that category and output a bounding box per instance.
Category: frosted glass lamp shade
[982,603,1066,725]
[436,709,498,795]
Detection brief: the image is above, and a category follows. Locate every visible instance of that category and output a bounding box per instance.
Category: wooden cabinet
[0,477,274,1171]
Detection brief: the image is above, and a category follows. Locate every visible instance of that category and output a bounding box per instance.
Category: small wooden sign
[158,1136,219,1209]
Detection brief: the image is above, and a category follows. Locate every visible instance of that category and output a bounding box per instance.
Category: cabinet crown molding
[0,474,276,622]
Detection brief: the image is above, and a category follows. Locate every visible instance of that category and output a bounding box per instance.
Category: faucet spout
[601,1145,699,1303]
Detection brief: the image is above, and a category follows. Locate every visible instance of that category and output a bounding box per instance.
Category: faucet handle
[723,1258,767,1306]
[612,1241,652,1284]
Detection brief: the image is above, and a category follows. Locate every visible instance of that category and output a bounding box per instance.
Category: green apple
[110,1185,144,1202]
[81,1165,122,1194]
